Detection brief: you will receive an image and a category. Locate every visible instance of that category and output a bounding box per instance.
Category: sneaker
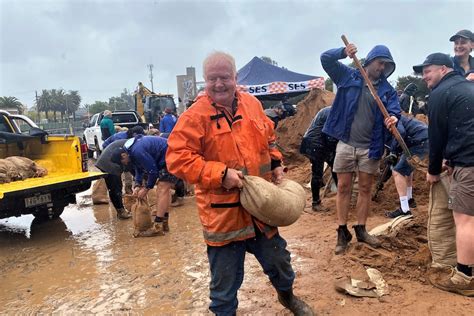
[335,226,353,255]
[408,198,417,208]
[385,208,412,218]
[116,208,132,220]
[171,197,184,207]
[432,268,474,297]
[311,202,328,212]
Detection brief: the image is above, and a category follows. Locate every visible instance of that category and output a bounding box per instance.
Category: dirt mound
[276,89,335,165]
[331,210,431,284]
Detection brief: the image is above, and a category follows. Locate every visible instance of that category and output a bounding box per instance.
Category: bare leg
[453,212,474,266]
[155,181,172,218]
[356,171,374,225]
[336,173,353,226]
[393,170,408,198]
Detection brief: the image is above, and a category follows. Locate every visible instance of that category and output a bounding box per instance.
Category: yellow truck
[0,110,104,220]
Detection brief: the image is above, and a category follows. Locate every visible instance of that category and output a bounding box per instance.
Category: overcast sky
[1,0,473,107]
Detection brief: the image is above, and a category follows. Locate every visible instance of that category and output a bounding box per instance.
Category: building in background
[176,67,197,114]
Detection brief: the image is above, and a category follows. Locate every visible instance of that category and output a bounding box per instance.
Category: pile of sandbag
[0,156,48,184]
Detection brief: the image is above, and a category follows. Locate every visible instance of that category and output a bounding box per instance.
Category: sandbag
[427,173,457,267]
[92,179,109,204]
[6,156,37,179]
[131,198,161,237]
[240,176,305,227]
[123,194,135,212]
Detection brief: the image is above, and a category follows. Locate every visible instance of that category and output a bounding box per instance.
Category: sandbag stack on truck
[0,110,104,220]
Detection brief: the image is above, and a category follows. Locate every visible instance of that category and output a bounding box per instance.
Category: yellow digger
[134,82,176,125]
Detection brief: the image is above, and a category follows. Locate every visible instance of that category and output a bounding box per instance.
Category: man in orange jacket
[166,52,313,315]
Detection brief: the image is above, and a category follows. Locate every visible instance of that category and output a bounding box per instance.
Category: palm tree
[0,96,24,114]
[67,90,81,121]
[36,90,52,121]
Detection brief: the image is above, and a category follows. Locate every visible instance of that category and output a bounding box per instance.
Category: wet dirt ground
[1,183,473,314]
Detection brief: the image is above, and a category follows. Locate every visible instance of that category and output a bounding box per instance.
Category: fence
[36,121,86,137]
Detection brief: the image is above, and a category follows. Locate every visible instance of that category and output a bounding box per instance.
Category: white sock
[400,196,410,213]
[407,187,413,200]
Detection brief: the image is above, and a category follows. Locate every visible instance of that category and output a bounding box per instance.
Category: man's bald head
[203,51,237,79]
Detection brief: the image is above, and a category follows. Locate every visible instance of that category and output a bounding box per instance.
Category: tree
[395,75,429,100]
[66,90,81,121]
[88,101,110,114]
[36,89,52,121]
[0,96,24,114]
[260,56,278,66]
[346,58,366,69]
[325,78,334,92]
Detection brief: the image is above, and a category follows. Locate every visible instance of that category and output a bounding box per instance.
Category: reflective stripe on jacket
[166,91,282,246]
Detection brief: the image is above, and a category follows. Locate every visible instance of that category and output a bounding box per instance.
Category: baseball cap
[412,53,454,74]
[449,29,473,42]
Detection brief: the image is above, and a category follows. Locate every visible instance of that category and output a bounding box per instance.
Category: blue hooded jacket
[124,135,168,189]
[102,131,127,149]
[159,113,177,134]
[321,46,401,159]
[387,116,428,153]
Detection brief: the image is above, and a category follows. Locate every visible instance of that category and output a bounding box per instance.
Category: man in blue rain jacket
[321,43,401,255]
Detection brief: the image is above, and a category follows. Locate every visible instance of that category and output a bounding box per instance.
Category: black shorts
[158,166,179,184]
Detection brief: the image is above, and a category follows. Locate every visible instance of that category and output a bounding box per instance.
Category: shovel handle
[341,35,412,159]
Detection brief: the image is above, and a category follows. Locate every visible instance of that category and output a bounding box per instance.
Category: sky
[1,0,473,108]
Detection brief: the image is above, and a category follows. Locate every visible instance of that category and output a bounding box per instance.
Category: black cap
[111,147,127,165]
[413,53,454,74]
[449,29,473,42]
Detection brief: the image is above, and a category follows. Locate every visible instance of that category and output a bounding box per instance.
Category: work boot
[335,226,352,255]
[116,208,132,220]
[353,224,381,248]
[152,221,166,236]
[162,217,170,232]
[277,289,315,316]
[385,208,412,218]
[432,267,474,297]
[408,198,417,208]
[171,197,184,207]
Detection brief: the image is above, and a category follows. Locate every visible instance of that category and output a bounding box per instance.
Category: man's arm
[133,151,159,189]
[320,47,352,86]
[166,113,227,189]
[428,93,449,175]
[386,89,402,120]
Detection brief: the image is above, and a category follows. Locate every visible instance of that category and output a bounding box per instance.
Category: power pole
[35,90,40,124]
[148,64,154,92]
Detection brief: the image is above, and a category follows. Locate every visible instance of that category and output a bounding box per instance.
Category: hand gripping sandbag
[240,176,305,226]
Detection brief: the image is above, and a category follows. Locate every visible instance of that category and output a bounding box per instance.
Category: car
[82,110,146,158]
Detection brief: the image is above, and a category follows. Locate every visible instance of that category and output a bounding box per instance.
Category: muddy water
[0,189,210,314]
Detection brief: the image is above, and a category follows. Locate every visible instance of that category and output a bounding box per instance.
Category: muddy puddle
[0,189,210,314]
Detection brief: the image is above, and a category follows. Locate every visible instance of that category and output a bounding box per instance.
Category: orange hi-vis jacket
[166,91,283,246]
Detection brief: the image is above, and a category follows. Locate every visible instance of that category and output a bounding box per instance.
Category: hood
[363,45,396,78]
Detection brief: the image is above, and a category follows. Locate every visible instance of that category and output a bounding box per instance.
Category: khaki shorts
[449,166,474,216]
[333,142,380,175]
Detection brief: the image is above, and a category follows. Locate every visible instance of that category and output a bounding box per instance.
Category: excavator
[134,82,176,125]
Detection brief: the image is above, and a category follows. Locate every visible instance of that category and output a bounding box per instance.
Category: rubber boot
[353,224,381,248]
[335,226,352,255]
[277,289,315,316]
[116,208,132,220]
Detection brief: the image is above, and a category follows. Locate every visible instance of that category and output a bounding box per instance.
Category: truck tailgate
[0,171,104,199]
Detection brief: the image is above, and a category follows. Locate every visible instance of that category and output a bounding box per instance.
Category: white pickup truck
[82,110,146,157]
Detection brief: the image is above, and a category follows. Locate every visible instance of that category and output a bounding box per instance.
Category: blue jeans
[207,230,295,316]
[393,141,429,176]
